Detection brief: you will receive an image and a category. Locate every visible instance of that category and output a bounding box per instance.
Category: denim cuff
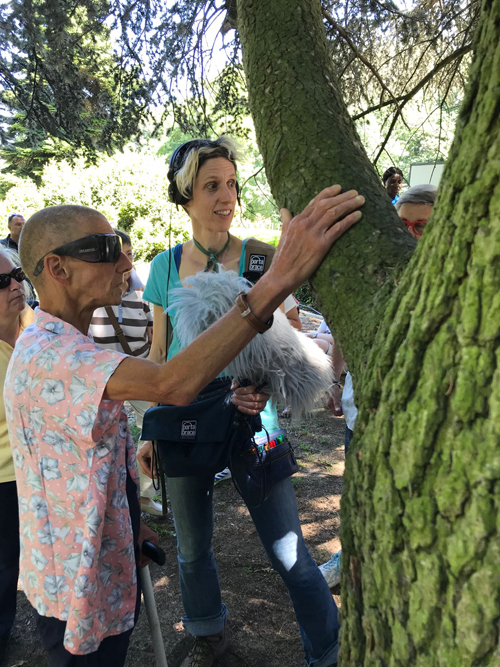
[182,603,228,636]
[309,639,338,667]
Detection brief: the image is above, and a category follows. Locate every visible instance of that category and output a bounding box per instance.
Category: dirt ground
[6,313,347,667]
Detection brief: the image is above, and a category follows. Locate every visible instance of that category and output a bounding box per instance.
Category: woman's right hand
[137,441,155,479]
[230,380,270,415]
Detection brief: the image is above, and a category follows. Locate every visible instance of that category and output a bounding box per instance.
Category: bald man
[4,189,364,666]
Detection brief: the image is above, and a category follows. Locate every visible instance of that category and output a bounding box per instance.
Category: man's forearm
[154,272,287,402]
[105,273,286,404]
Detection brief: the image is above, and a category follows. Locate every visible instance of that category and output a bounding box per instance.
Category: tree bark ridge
[341,0,500,661]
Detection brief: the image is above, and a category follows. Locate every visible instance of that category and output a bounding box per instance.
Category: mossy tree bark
[237,0,416,378]
[238,0,500,665]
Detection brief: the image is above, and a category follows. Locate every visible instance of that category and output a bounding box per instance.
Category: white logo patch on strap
[181,420,197,439]
[248,254,266,274]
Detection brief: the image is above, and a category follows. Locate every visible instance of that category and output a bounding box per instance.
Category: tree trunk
[238,0,500,665]
[237,0,415,378]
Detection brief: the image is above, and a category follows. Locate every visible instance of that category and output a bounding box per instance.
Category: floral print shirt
[3,310,140,655]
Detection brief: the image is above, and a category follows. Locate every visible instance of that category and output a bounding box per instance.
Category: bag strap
[173,243,183,272]
[164,244,183,363]
[243,239,276,283]
[104,306,137,356]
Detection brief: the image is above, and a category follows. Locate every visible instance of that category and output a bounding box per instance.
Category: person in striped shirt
[89,230,160,515]
[90,230,152,358]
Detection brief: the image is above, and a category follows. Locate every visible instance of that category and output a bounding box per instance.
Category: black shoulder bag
[142,378,262,478]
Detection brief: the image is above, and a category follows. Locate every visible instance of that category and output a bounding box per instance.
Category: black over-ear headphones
[167,139,240,206]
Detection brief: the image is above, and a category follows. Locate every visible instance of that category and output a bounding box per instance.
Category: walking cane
[141,540,169,667]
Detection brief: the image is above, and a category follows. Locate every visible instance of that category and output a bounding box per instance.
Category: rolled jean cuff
[182,603,228,637]
[309,640,338,667]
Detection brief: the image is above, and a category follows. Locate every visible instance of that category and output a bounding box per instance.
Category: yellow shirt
[0,307,34,483]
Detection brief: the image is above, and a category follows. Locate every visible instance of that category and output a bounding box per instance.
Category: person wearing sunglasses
[0,249,33,664]
[395,183,437,239]
[4,193,363,666]
[88,230,161,517]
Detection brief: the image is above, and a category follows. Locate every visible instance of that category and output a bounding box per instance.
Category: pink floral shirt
[3,310,140,655]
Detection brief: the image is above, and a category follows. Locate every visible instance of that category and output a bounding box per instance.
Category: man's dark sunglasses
[33,234,123,277]
[0,266,26,289]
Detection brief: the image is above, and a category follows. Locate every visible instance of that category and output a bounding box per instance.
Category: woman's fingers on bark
[317,193,364,226]
[318,189,359,212]
[303,190,361,236]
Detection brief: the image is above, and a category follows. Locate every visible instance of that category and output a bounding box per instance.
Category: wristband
[235,291,273,334]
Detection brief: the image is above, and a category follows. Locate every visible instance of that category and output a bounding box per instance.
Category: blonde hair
[174,136,243,200]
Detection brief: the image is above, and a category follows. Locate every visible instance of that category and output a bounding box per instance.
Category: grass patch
[129,422,141,445]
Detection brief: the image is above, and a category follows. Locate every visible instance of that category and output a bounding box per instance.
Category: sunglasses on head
[0,266,26,289]
[33,234,123,277]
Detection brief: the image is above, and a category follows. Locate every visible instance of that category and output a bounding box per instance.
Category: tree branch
[240,165,264,189]
[322,7,402,113]
[373,106,402,165]
[352,43,473,120]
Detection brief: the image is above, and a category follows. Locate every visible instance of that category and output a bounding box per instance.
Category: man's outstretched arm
[104,185,364,406]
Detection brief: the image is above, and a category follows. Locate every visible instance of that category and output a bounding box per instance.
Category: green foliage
[0,0,148,179]
[0,132,282,260]
[0,0,473,185]
[358,94,461,180]
[0,91,459,267]
[0,144,186,259]
[294,282,316,309]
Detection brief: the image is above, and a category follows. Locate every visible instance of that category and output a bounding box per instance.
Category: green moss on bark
[238,0,500,664]
[340,0,500,661]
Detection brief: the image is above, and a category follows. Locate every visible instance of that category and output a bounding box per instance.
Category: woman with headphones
[141,137,341,667]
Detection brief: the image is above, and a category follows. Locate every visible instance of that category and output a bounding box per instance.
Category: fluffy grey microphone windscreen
[167,269,334,416]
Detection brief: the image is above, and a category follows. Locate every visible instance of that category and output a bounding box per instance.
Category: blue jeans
[167,472,339,666]
[345,426,353,456]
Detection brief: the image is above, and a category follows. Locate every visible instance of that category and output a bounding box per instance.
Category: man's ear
[44,255,72,285]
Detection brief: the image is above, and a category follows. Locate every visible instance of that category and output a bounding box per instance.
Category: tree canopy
[0,0,476,178]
